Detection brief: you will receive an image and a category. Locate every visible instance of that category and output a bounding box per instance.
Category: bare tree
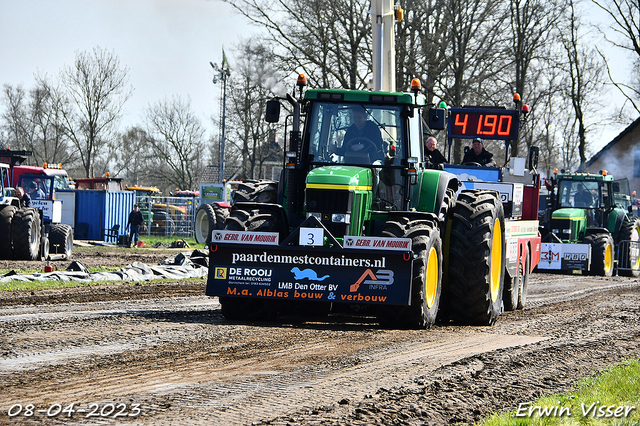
[59,47,132,177]
[222,0,371,89]
[592,0,640,113]
[505,0,563,156]
[560,0,606,171]
[225,40,285,180]
[108,126,155,186]
[145,96,207,191]
[1,81,75,167]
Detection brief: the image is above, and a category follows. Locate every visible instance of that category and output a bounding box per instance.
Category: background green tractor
[539,171,640,276]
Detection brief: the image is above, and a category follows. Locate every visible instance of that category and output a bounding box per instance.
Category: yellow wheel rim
[633,226,640,270]
[425,246,438,308]
[605,242,613,274]
[490,218,502,302]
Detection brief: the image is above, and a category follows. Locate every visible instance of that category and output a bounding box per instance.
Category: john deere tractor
[538,171,640,276]
[204,76,518,329]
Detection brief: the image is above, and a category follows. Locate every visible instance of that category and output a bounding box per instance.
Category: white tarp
[0,250,209,283]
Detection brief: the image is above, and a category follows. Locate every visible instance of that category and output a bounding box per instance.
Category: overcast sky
[0,0,635,153]
[0,0,249,139]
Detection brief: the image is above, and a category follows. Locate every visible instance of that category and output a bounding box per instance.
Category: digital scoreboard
[448,108,520,141]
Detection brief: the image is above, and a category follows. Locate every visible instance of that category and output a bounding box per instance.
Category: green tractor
[205,78,516,329]
[538,171,640,276]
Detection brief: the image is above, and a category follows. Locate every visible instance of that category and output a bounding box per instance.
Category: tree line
[1,0,639,193]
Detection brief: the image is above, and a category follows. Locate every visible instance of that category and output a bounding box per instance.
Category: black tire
[194,203,229,244]
[585,232,614,277]
[445,190,506,325]
[377,217,442,329]
[232,179,278,204]
[12,208,41,261]
[617,217,640,277]
[503,260,520,312]
[219,207,284,321]
[517,251,530,310]
[437,187,457,223]
[50,223,73,259]
[0,205,16,259]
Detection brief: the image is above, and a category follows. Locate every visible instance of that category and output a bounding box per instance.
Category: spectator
[462,138,495,166]
[126,204,144,248]
[424,136,447,167]
[15,186,31,207]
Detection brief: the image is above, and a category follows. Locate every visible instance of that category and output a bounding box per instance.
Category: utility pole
[210,53,231,184]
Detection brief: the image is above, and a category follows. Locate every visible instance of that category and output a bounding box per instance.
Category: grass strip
[481,358,640,425]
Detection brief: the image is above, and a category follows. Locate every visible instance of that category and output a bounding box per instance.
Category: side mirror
[265,100,281,123]
[428,107,446,130]
[528,146,539,170]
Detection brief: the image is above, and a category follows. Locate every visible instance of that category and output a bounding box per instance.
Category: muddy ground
[0,246,639,425]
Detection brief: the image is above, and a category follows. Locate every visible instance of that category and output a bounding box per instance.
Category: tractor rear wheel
[377,216,442,329]
[0,205,17,259]
[50,223,73,259]
[617,217,640,277]
[445,190,506,325]
[194,203,228,244]
[232,179,278,204]
[219,206,285,321]
[585,232,614,277]
[12,208,41,261]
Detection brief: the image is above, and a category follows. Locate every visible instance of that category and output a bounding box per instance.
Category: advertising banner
[207,243,414,305]
[538,243,590,271]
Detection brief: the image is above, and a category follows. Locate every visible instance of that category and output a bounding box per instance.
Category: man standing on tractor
[126,204,144,248]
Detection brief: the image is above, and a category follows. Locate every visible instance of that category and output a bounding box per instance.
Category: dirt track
[0,248,639,425]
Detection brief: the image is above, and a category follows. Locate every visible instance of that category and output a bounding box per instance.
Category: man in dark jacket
[126,204,144,248]
[424,136,447,167]
[337,106,384,162]
[462,138,495,166]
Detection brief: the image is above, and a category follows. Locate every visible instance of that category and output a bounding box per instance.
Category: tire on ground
[232,179,278,204]
[219,206,285,321]
[50,223,74,259]
[502,260,520,312]
[194,203,229,244]
[616,217,640,277]
[585,232,614,277]
[12,208,41,261]
[0,205,17,259]
[377,216,442,329]
[445,189,506,325]
[517,250,530,310]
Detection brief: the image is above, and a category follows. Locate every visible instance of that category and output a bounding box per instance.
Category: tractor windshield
[558,180,601,209]
[306,102,404,166]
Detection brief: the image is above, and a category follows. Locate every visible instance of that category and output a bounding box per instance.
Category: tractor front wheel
[377,216,442,329]
[194,203,229,244]
[0,205,17,259]
[585,232,614,277]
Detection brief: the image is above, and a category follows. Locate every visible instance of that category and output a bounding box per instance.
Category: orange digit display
[497,115,512,135]
[454,113,468,134]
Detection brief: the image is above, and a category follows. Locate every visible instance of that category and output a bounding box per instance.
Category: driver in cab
[335,106,384,161]
[462,137,495,166]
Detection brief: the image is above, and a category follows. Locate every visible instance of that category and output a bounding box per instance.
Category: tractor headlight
[332,213,350,223]
[307,212,322,221]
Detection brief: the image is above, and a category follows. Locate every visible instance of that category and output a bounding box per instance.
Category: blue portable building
[74,190,135,241]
